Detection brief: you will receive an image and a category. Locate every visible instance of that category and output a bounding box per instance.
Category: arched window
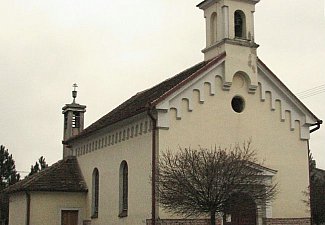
[92,168,99,218]
[119,161,128,217]
[234,10,246,38]
[210,12,217,44]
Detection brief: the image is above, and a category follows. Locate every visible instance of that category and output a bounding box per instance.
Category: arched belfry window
[234,10,246,38]
[92,168,99,218]
[72,111,80,128]
[119,161,128,217]
[210,12,217,44]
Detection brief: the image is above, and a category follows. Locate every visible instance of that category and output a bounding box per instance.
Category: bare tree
[158,141,277,225]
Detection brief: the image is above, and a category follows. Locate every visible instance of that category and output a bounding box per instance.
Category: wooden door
[224,194,257,225]
[61,210,78,225]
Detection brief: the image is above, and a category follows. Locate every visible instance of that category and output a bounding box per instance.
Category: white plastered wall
[157,72,311,219]
[75,114,153,225]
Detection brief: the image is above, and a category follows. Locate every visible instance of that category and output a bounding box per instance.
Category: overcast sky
[1,0,325,175]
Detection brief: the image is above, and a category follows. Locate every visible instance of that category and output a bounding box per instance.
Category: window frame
[234,10,246,39]
[91,168,99,219]
[119,161,128,217]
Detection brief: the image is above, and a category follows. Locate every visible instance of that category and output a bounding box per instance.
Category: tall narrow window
[234,10,246,38]
[92,168,99,218]
[119,161,128,217]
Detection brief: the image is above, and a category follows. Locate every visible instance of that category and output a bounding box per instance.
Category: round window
[231,96,245,113]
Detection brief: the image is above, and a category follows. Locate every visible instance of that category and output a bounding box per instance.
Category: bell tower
[197,0,260,92]
[62,84,86,158]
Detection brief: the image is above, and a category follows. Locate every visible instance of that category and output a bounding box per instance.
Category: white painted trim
[258,64,316,140]
[72,113,152,157]
[250,11,255,41]
[258,63,316,123]
[265,201,273,218]
[156,60,225,128]
[154,58,314,140]
[222,6,229,39]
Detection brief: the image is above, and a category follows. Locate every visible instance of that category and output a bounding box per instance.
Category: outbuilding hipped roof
[4,156,87,194]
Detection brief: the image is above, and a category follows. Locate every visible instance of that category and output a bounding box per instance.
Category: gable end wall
[157,66,311,220]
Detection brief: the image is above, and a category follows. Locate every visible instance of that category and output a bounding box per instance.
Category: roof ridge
[151,52,226,106]
[4,156,87,194]
[76,93,141,135]
[72,157,88,189]
[146,60,207,91]
[65,53,226,143]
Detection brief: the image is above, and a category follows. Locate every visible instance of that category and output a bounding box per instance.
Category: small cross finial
[73,83,78,91]
[72,83,78,103]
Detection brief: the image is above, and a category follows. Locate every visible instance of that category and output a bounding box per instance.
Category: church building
[4,0,322,225]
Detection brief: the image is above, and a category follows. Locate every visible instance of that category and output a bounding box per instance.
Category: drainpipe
[307,141,315,225]
[308,120,322,224]
[310,120,322,133]
[25,191,30,225]
[147,105,157,225]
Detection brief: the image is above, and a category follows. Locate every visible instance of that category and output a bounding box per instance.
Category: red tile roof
[65,53,226,143]
[4,156,87,194]
[64,53,320,144]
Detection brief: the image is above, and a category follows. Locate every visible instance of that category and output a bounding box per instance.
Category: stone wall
[146,219,222,225]
[147,218,311,225]
[264,218,311,225]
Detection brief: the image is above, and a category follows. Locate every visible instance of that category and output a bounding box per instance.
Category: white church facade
[4,1,323,225]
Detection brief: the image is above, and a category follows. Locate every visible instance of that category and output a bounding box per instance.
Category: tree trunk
[210,210,216,225]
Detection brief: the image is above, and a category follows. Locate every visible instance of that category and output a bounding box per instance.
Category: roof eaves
[4,157,87,194]
[150,52,226,106]
[64,93,146,143]
[4,159,64,193]
[196,0,216,9]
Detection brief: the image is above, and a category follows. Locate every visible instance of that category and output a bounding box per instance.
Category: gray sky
[1,0,324,175]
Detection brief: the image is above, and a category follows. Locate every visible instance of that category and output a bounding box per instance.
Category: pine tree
[0,145,20,190]
[28,156,48,176]
[0,145,20,225]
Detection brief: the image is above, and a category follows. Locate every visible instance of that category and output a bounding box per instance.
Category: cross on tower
[72,83,78,103]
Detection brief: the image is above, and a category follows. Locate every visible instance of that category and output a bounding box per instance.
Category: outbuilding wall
[9,192,27,225]
[9,191,86,225]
